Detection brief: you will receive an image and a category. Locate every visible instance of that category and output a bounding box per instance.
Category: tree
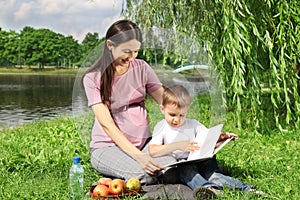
[0,29,20,66]
[122,0,300,132]
[18,26,81,68]
[0,29,9,66]
[62,36,81,68]
[80,32,101,67]
[19,26,36,67]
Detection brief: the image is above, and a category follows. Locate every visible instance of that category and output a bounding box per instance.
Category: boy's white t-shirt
[149,119,208,159]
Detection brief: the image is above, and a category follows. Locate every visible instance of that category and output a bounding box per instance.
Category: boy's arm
[148,143,180,157]
[148,141,199,157]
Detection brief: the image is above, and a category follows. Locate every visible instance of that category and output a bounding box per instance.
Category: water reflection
[0,74,76,129]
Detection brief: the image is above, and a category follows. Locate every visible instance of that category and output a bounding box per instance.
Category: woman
[82,19,176,184]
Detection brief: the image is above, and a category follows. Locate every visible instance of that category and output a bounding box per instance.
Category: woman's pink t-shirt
[83,59,162,149]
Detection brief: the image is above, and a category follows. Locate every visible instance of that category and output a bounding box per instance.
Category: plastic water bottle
[69,156,84,200]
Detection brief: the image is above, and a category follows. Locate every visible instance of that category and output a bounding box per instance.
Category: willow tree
[122,0,300,132]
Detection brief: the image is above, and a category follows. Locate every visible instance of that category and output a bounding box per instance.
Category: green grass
[0,118,95,200]
[1,106,299,199]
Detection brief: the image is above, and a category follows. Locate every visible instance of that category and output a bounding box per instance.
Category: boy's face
[160,103,189,128]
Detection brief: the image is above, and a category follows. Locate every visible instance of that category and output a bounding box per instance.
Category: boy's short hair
[162,85,191,108]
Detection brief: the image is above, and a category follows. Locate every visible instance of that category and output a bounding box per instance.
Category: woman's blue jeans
[177,157,252,191]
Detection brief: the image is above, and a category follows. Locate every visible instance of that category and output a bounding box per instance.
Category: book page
[187,124,224,160]
[164,124,229,168]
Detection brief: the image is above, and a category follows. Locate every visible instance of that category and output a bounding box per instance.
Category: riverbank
[0,66,173,75]
[0,66,79,75]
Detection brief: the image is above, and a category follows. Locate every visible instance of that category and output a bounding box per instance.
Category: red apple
[93,184,110,197]
[98,177,112,186]
[109,179,126,195]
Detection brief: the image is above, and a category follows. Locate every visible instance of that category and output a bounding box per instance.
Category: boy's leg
[177,164,220,190]
[208,172,253,190]
[197,156,222,179]
[91,146,176,185]
[196,156,254,191]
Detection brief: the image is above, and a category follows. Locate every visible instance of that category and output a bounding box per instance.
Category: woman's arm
[149,86,164,104]
[91,103,164,174]
[148,141,200,157]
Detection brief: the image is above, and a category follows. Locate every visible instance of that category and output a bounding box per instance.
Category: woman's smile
[111,39,141,67]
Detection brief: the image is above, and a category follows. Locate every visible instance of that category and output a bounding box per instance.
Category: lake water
[0,71,210,130]
[0,74,76,129]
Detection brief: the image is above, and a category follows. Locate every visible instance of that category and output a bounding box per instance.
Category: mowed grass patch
[216,127,300,199]
[0,117,98,200]
[0,114,299,199]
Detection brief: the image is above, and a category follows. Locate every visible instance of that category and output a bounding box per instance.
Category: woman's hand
[134,153,164,175]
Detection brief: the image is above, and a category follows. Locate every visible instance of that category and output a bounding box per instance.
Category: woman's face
[109,39,141,67]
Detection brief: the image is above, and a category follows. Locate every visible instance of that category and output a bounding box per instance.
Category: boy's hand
[180,141,200,152]
[218,132,238,142]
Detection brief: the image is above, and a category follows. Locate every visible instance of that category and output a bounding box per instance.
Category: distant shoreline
[0,66,172,75]
[0,66,79,75]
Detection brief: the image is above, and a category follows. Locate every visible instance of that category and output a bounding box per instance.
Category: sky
[0,0,124,42]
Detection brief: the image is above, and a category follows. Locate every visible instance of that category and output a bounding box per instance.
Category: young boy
[148,85,261,199]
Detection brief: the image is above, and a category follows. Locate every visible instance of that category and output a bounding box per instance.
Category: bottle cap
[73,156,81,164]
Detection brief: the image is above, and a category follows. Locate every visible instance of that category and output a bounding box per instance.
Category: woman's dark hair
[83,20,142,104]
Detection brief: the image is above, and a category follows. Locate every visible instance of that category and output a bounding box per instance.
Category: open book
[165,124,234,167]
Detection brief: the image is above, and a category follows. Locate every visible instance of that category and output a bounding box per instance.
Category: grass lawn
[1,87,299,199]
[1,113,299,200]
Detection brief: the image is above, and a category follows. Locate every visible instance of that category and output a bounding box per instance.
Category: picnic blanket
[140,184,193,200]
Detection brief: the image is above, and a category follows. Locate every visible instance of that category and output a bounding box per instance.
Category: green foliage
[0,26,102,68]
[0,29,18,66]
[122,0,300,132]
[80,39,105,68]
[80,33,104,67]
